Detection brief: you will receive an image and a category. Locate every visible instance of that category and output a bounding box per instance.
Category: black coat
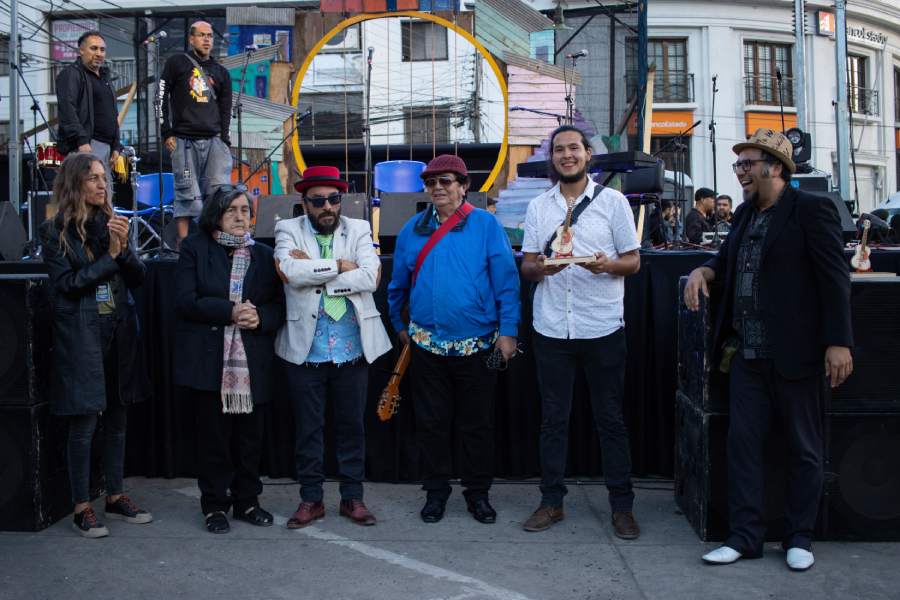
[173,233,285,405]
[55,61,121,155]
[40,219,150,415]
[685,207,715,244]
[704,186,853,380]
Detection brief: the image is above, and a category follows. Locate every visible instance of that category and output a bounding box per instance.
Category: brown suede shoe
[522,505,564,532]
[287,501,325,529]
[612,511,640,540]
[340,499,376,526]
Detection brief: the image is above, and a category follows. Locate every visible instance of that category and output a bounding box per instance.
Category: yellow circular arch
[290,11,509,193]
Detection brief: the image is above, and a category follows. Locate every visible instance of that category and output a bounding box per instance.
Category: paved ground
[1,478,898,600]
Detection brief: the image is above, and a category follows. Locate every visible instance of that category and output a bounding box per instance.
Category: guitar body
[550,225,574,257]
[851,220,872,272]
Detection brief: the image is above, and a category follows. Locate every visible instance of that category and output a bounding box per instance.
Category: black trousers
[410,343,497,500]
[191,388,265,515]
[726,354,825,553]
[284,359,368,502]
[533,329,634,511]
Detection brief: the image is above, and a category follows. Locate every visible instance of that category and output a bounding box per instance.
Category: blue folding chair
[374,160,426,193]
[114,172,176,255]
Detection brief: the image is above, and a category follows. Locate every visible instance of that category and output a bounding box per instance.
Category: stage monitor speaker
[830,279,900,413]
[378,192,488,237]
[791,175,830,193]
[0,403,70,531]
[0,274,51,406]
[254,195,304,240]
[806,191,856,242]
[0,201,28,261]
[623,160,665,195]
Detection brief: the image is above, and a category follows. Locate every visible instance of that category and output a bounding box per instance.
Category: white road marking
[175,487,535,600]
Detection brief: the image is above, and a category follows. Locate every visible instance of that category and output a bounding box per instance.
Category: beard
[555,165,588,183]
[310,209,340,234]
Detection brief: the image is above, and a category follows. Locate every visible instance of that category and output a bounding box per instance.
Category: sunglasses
[424,176,459,188]
[305,193,343,208]
[217,183,248,194]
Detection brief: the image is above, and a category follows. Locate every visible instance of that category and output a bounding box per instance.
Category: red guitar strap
[411,202,474,286]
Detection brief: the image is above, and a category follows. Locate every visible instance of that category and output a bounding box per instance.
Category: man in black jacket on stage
[684,128,853,572]
[55,31,121,171]
[685,187,716,244]
[160,20,233,245]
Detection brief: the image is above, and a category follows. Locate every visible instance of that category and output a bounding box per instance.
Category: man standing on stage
[56,31,121,172]
[685,187,717,244]
[715,194,733,225]
[684,128,853,571]
[274,166,391,529]
[160,21,233,245]
[520,125,642,539]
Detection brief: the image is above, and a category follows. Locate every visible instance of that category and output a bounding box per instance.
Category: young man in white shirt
[520,126,642,539]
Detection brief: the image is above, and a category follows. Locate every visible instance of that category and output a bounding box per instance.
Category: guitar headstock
[377,391,400,422]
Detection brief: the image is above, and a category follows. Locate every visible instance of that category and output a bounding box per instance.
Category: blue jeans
[67,315,126,504]
[284,358,368,502]
[533,329,635,511]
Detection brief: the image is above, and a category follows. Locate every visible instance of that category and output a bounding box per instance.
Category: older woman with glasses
[388,154,520,525]
[174,185,285,534]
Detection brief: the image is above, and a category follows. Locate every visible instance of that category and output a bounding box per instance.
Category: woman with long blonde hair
[40,153,154,538]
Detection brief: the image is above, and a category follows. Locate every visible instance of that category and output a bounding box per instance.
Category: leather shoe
[786,548,814,571]
[287,501,325,529]
[205,511,230,534]
[420,497,447,523]
[340,499,376,526]
[466,497,497,524]
[611,511,640,540]
[702,546,743,565]
[233,506,274,527]
[522,505,564,532]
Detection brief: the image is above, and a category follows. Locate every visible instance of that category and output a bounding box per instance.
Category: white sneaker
[701,546,742,565]
[786,547,815,571]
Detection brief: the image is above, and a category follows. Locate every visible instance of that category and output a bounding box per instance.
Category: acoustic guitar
[851,219,872,272]
[377,343,410,422]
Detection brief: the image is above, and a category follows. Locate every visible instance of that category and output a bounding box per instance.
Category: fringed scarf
[214,230,255,414]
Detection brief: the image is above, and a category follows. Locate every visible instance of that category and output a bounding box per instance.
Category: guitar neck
[385,344,411,391]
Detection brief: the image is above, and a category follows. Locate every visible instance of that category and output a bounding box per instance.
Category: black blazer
[174,233,285,404]
[704,186,852,380]
[40,219,150,415]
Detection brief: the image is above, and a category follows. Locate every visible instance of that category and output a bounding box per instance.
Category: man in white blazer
[274,166,391,529]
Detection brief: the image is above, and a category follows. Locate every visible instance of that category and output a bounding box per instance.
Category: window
[299,92,364,143]
[626,38,693,103]
[743,41,793,106]
[404,106,450,145]
[848,55,877,115]
[0,35,10,76]
[401,21,448,62]
[894,67,900,122]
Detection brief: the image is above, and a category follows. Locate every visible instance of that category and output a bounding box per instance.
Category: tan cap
[732,128,796,174]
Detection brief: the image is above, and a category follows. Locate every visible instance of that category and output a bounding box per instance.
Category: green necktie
[314,233,348,321]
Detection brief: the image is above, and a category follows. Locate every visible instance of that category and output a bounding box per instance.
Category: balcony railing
[626,71,695,103]
[50,59,136,95]
[744,74,795,107]
[849,85,879,117]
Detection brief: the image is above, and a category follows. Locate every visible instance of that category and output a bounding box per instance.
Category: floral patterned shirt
[306,298,363,365]
[409,321,497,357]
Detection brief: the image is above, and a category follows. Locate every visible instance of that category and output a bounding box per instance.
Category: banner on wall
[51,19,99,61]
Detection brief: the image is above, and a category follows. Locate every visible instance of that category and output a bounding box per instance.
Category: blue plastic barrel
[135,173,175,208]
[374,160,426,193]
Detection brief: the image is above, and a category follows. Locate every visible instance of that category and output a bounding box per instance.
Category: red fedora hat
[294,165,349,194]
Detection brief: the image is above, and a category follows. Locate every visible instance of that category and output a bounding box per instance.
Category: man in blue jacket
[388,154,520,525]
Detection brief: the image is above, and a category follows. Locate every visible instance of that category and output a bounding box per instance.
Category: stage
[120,248,900,482]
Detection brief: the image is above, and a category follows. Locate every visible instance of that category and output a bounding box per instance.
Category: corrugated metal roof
[237,94,299,121]
[475,0,531,58]
[504,51,581,84]
[219,41,285,70]
[479,0,553,33]
[226,7,297,26]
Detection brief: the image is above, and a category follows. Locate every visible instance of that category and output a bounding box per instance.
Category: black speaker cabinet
[0,273,51,406]
[830,280,900,413]
[674,390,790,542]
[378,192,488,237]
[822,414,900,540]
[254,195,304,240]
[677,276,727,413]
[0,403,70,531]
[0,201,28,261]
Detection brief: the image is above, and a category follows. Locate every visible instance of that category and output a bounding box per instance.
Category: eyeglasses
[305,193,343,208]
[731,159,768,173]
[424,176,458,188]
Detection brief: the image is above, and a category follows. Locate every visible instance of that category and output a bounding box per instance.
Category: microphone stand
[234,47,253,183]
[240,108,312,185]
[652,120,701,240]
[776,69,786,132]
[563,54,583,125]
[149,37,167,256]
[364,47,374,221]
[510,106,566,126]
[14,63,53,250]
[709,75,718,192]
